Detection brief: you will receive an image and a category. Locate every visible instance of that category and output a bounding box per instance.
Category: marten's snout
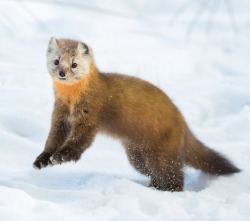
[59,71,66,78]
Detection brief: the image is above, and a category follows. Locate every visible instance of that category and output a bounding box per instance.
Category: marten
[33,37,240,191]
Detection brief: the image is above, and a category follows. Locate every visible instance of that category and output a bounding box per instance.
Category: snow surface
[0,0,250,220]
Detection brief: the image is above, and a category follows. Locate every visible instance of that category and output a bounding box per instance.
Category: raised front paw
[33,152,52,169]
[50,148,81,165]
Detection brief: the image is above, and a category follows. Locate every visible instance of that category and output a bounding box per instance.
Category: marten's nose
[59,71,65,77]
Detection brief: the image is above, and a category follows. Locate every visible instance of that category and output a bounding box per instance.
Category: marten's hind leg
[125,141,184,191]
[125,143,150,176]
[148,161,184,192]
[146,146,184,192]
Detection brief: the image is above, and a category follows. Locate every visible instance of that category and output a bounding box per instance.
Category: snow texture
[0,0,250,220]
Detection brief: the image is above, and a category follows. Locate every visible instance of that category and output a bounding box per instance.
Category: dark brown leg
[125,145,150,176]
[146,148,184,192]
[149,164,184,192]
[50,122,98,165]
[33,119,70,169]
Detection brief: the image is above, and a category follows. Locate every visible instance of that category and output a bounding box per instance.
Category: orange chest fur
[53,80,87,111]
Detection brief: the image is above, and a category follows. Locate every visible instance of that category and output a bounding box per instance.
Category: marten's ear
[77,42,91,55]
[47,37,58,54]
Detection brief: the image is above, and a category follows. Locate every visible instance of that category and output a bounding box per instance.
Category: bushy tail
[184,130,240,175]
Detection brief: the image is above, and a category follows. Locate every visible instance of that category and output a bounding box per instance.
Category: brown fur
[33,38,240,191]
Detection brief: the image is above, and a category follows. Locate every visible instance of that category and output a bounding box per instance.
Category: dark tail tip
[185,137,241,176]
[211,157,241,176]
[189,151,241,176]
[203,150,241,176]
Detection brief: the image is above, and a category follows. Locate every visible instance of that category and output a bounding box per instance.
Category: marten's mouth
[58,77,66,81]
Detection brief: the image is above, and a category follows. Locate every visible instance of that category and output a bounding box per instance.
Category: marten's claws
[50,148,81,165]
[33,152,52,169]
[50,154,63,165]
[33,161,49,169]
[33,161,42,170]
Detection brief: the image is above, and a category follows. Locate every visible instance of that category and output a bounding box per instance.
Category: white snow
[0,0,250,220]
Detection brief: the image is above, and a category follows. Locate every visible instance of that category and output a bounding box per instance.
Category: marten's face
[46,37,92,84]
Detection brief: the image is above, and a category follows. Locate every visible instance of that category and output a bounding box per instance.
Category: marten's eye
[72,63,77,68]
[54,60,59,65]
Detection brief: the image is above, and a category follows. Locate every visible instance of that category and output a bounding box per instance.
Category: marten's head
[46,37,93,84]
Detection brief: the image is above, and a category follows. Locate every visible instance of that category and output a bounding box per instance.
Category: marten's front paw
[33,152,52,169]
[50,148,81,165]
